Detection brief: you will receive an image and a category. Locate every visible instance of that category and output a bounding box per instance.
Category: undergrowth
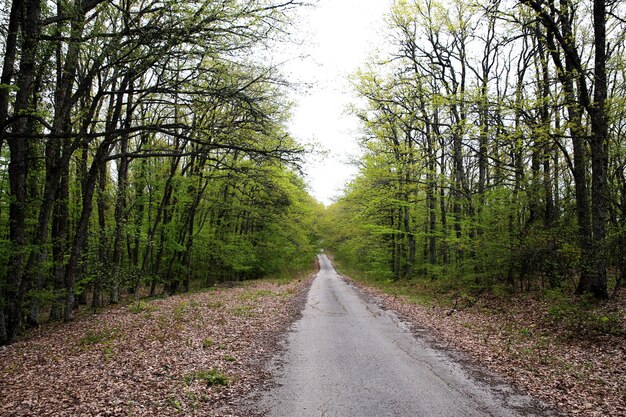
[332,254,625,339]
[544,290,625,338]
[183,369,230,387]
[78,327,120,346]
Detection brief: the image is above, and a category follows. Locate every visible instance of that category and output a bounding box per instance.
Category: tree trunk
[584,0,609,298]
[143,154,181,295]
[425,121,437,272]
[64,140,116,321]
[49,162,70,320]
[93,163,108,308]
[3,0,42,344]
[0,0,22,151]
[111,138,129,304]
[439,138,449,267]
[63,77,127,321]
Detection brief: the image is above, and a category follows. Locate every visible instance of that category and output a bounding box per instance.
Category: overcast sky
[280,0,393,205]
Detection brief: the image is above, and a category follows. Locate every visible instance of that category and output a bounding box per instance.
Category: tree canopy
[324,0,626,299]
[0,0,321,345]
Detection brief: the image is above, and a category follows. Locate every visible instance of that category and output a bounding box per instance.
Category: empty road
[255,254,554,417]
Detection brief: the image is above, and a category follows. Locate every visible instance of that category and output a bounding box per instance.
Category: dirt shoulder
[0,272,315,417]
[342,275,625,417]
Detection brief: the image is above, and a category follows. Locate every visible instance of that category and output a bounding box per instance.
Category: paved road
[256,254,554,417]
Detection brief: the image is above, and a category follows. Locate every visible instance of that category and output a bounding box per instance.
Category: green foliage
[78,327,120,346]
[183,369,229,387]
[232,305,254,317]
[128,300,155,314]
[546,292,625,338]
[185,166,319,287]
[238,289,276,300]
[173,302,188,322]
[0,83,19,92]
[322,0,621,303]
[0,0,318,344]
[166,397,184,412]
[202,338,213,349]
[206,300,224,309]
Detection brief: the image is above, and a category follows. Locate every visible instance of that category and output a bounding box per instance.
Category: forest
[1,0,626,415]
[1,0,625,344]
[0,0,321,346]
[325,0,626,301]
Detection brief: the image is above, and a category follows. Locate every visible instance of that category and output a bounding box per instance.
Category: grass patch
[238,289,276,300]
[128,300,155,314]
[202,338,213,349]
[206,300,223,309]
[173,302,187,322]
[78,327,120,346]
[166,396,184,412]
[78,327,120,359]
[546,292,625,338]
[251,274,293,286]
[232,305,254,317]
[183,369,229,387]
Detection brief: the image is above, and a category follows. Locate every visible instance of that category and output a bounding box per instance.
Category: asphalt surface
[255,254,555,417]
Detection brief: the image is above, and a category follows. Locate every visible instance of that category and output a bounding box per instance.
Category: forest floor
[0,270,315,417]
[341,271,626,417]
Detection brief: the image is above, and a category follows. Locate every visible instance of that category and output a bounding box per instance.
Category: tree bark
[0,0,22,151]
[585,0,609,298]
[3,0,42,344]
[63,77,127,321]
[93,163,108,308]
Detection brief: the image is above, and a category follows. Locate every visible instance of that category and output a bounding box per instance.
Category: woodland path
[253,254,556,417]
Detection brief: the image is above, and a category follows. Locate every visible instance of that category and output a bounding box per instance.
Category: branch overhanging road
[253,254,558,417]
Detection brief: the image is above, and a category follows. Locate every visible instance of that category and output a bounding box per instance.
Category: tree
[326,0,625,299]
[0,0,313,345]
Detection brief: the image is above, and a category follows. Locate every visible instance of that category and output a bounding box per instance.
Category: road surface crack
[392,339,495,416]
[307,299,344,316]
[317,398,331,417]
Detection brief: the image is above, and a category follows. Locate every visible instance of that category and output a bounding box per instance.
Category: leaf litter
[0,274,314,417]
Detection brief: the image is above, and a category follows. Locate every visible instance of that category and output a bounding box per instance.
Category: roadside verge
[330,260,625,417]
[0,268,317,417]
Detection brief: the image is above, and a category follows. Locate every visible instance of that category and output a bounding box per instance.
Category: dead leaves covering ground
[346,277,626,417]
[0,275,313,417]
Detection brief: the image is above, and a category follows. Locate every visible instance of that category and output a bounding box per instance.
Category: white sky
[280,0,393,205]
